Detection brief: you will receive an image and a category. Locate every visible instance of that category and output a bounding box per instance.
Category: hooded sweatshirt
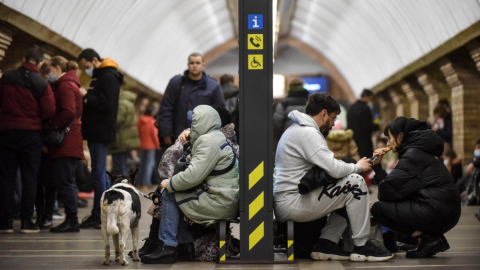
[165,105,239,225]
[273,110,362,200]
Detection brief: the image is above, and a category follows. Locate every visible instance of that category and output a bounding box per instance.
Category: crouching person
[141,105,239,264]
[274,93,393,262]
[371,117,461,258]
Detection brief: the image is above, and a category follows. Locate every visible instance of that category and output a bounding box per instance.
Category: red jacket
[0,62,55,130]
[137,115,160,150]
[48,70,85,160]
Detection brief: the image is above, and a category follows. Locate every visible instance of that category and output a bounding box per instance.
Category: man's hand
[164,136,172,146]
[79,87,87,97]
[160,179,168,189]
[357,157,372,173]
[466,163,474,176]
[179,130,191,143]
[372,148,387,165]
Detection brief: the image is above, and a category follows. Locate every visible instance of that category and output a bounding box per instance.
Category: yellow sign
[248,55,263,70]
[248,34,263,50]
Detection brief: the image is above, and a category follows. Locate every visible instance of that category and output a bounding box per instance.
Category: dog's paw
[115,257,119,262]
[120,260,129,266]
[133,254,140,261]
[102,260,111,265]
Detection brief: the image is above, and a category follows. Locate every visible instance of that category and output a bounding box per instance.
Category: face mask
[443,159,449,165]
[474,149,480,158]
[48,73,57,83]
[85,67,93,77]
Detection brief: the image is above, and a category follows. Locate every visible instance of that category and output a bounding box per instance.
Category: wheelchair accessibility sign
[248,34,263,50]
[248,55,263,70]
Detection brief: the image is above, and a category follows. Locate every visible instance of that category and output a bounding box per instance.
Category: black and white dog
[101,169,141,266]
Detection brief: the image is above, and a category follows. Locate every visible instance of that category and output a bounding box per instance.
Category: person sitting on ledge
[141,105,239,264]
[371,117,461,258]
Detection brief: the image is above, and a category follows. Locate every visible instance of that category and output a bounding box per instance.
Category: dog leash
[134,187,165,201]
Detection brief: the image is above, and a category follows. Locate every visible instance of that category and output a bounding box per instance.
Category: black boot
[439,234,450,252]
[138,237,162,258]
[50,215,80,233]
[20,220,40,233]
[141,244,177,264]
[177,242,195,261]
[406,234,444,258]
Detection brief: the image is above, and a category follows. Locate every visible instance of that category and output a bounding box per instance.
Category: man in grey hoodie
[274,93,393,262]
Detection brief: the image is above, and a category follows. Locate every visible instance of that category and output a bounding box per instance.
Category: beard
[320,123,331,138]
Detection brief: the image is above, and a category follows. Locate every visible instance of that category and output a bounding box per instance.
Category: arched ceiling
[2,0,480,96]
[0,0,235,94]
[290,0,480,95]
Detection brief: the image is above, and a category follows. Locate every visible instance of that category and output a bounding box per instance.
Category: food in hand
[383,146,392,152]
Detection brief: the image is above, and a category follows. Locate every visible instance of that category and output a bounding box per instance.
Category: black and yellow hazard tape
[248,161,265,251]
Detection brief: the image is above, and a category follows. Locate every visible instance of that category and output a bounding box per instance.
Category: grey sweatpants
[274,173,370,246]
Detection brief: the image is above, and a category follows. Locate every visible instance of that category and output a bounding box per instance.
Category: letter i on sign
[248,15,263,30]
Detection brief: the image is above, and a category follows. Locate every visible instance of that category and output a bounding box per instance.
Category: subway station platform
[1,191,479,270]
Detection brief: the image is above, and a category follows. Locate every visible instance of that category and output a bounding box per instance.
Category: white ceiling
[2,0,480,96]
[1,0,235,94]
[291,0,480,95]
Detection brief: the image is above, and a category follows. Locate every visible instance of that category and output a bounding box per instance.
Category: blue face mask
[474,149,480,158]
[48,73,57,83]
[85,67,93,77]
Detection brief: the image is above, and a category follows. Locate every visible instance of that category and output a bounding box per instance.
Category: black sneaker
[0,219,13,234]
[351,240,394,262]
[310,238,351,261]
[20,220,40,234]
[50,216,80,233]
[79,215,101,229]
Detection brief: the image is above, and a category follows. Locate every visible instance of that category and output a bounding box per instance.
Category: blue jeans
[137,149,156,186]
[112,152,129,175]
[88,142,110,218]
[158,191,193,247]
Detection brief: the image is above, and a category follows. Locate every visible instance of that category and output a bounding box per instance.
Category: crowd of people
[0,46,473,265]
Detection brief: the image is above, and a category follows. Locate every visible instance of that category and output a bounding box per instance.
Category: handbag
[41,120,76,147]
[41,81,81,147]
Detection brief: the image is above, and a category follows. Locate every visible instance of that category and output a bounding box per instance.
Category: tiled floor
[1,189,479,270]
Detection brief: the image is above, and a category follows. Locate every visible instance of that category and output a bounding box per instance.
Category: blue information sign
[248,14,263,29]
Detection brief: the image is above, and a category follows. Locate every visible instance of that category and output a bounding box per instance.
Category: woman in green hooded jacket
[141,105,239,264]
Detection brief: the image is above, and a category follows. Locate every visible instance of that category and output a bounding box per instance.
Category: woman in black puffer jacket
[371,117,461,259]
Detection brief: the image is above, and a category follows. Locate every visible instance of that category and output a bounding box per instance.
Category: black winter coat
[82,64,123,144]
[347,100,374,158]
[373,119,461,233]
[157,71,225,140]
